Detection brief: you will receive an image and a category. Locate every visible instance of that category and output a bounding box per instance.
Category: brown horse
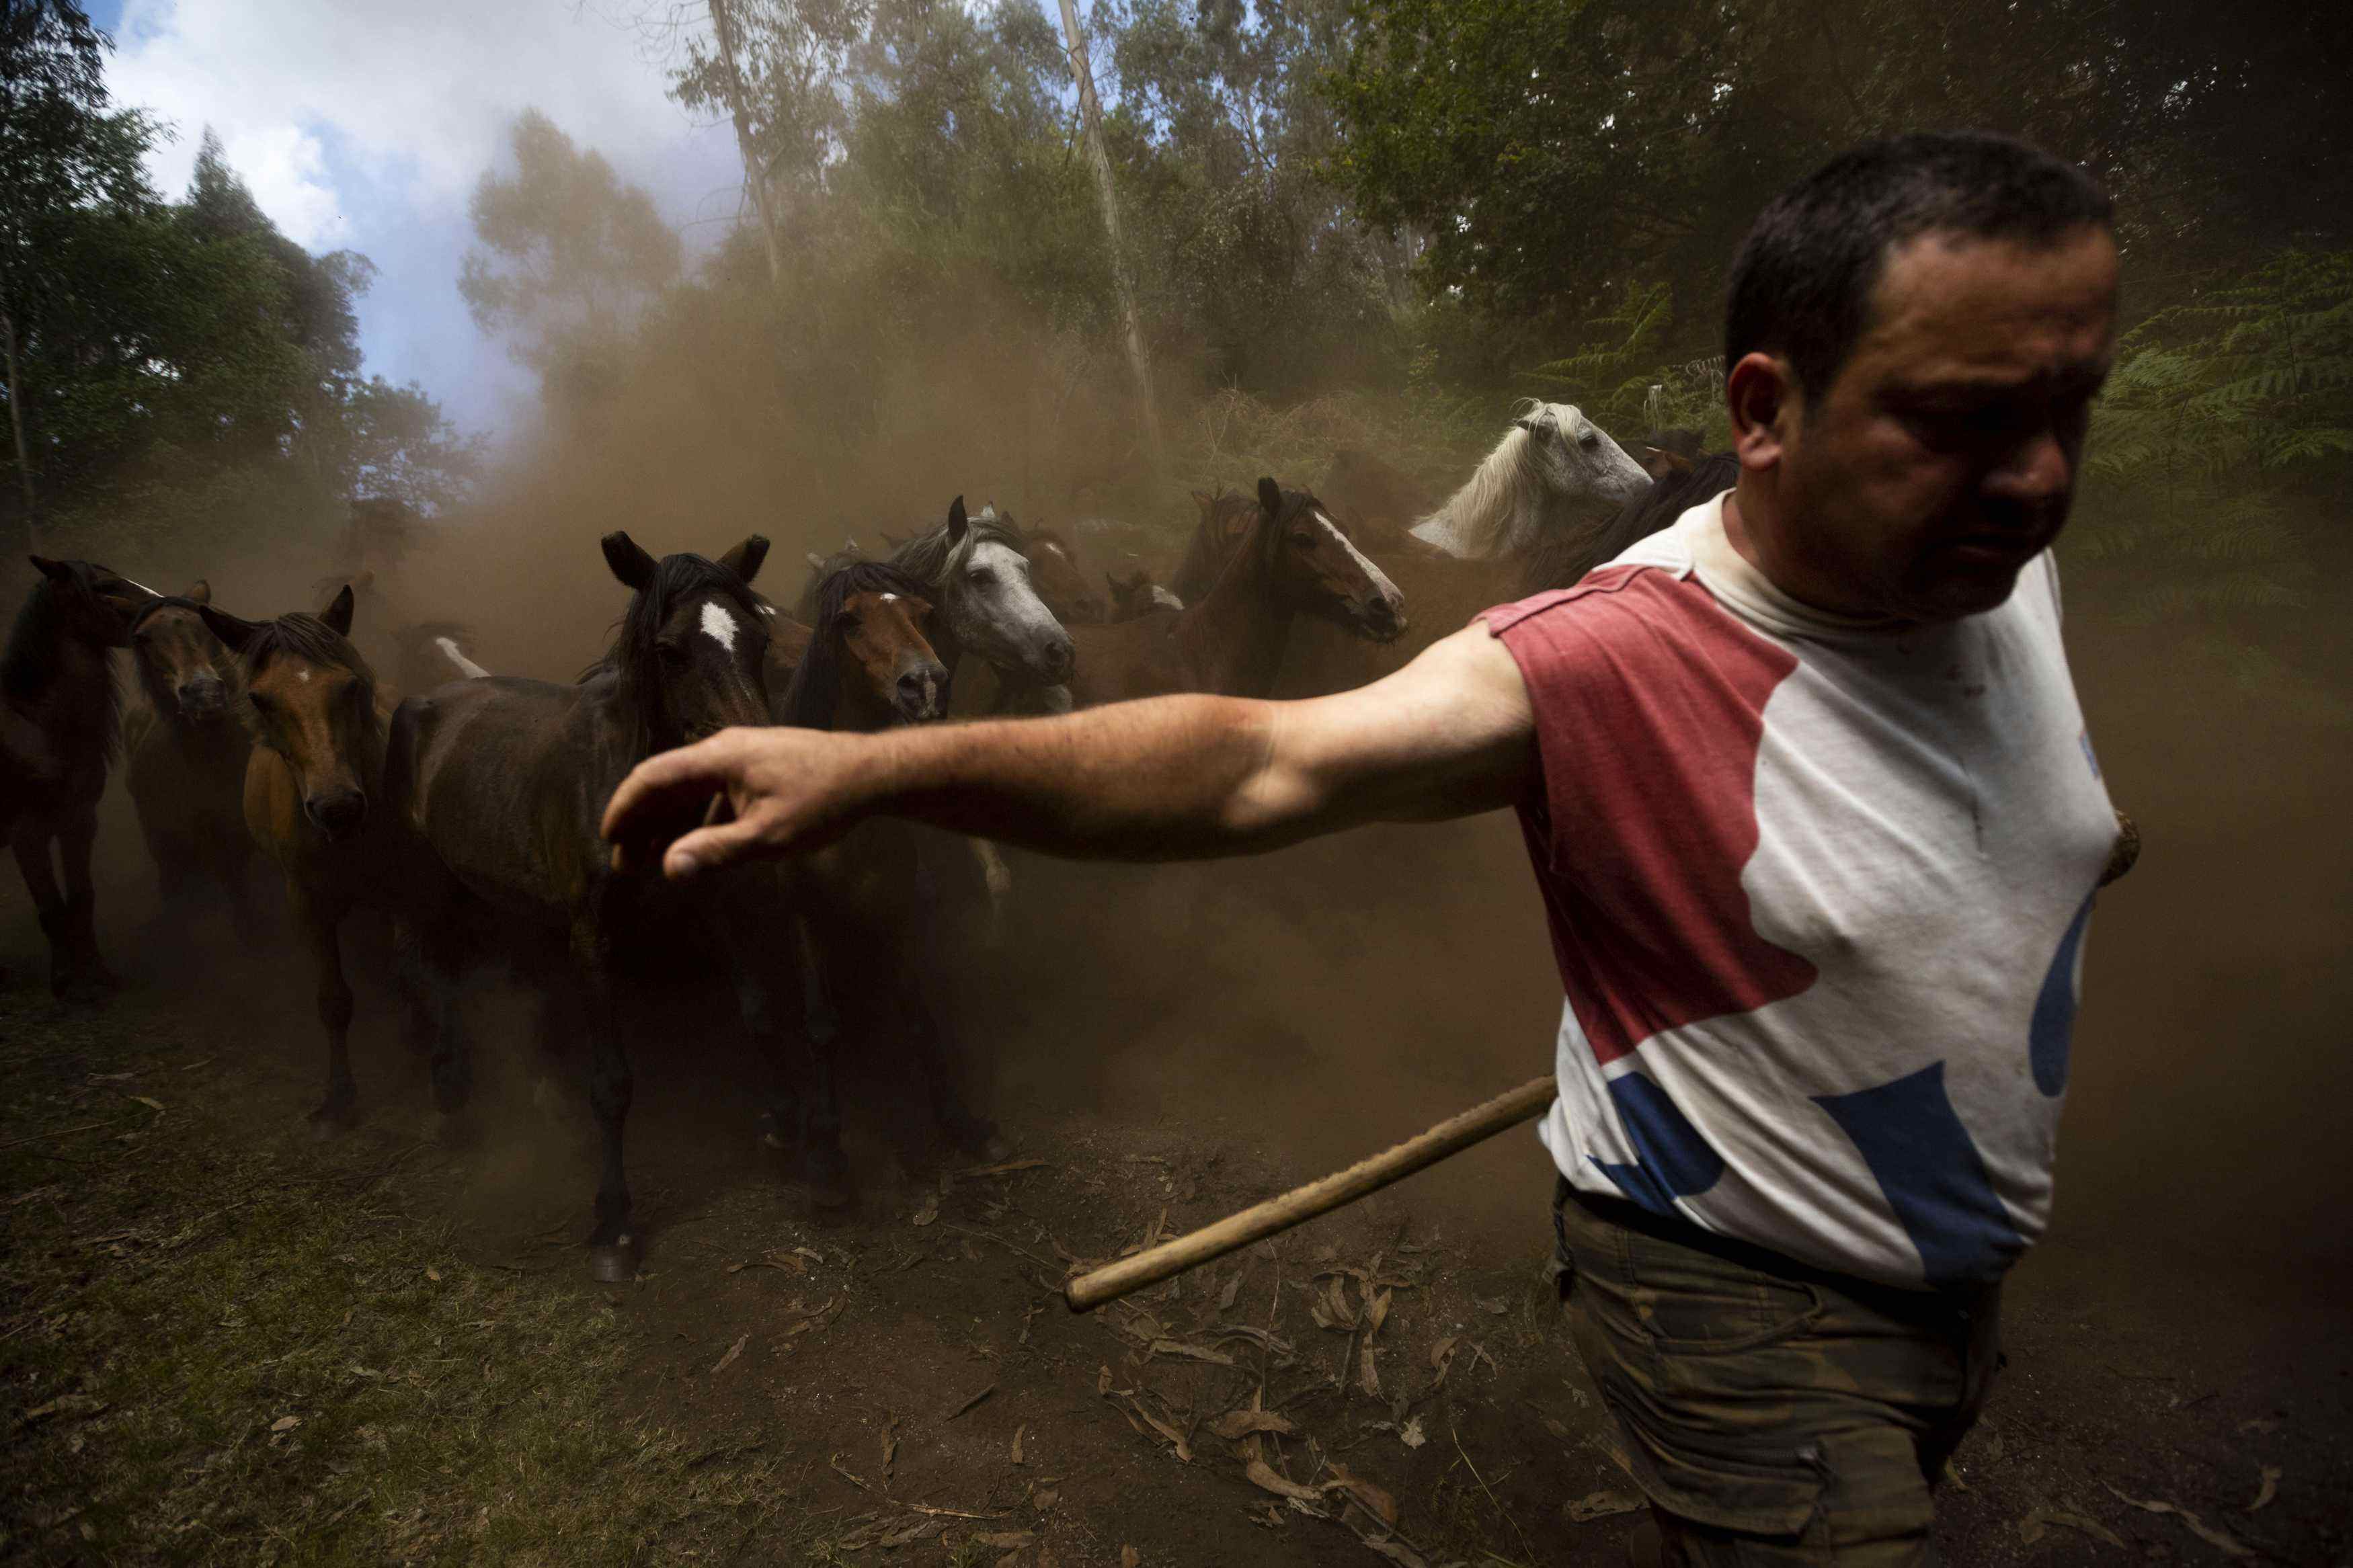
[198,585,393,1129]
[1065,479,1405,707]
[0,559,157,999]
[770,559,1004,1193]
[1105,565,1181,621]
[384,533,788,1280]
[123,583,260,938]
[1021,524,1109,626]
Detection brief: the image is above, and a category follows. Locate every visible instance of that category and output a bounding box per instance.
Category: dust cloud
[46,268,2353,1303]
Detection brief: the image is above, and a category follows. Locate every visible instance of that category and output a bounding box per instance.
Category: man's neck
[1722,485,1909,627]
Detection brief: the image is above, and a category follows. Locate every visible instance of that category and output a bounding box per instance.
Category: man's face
[1774,225,2120,622]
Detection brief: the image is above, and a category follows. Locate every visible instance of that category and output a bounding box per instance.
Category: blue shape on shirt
[1591,1070,1725,1215]
[2030,896,2093,1098]
[1814,1061,2025,1286]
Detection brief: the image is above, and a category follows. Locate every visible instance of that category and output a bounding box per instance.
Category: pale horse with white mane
[1409,401,1652,559]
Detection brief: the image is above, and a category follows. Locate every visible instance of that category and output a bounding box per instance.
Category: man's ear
[1724,352,1796,469]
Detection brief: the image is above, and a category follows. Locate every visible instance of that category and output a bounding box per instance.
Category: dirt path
[3,913,2346,1566]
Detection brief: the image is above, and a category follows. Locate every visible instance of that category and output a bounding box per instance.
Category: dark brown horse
[385,533,787,1280]
[1021,524,1109,626]
[0,559,157,999]
[1065,479,1405,707]
[197,586,393,1127]
[770,559,1006,1191]
[1105,565,1181,621]
[123,583,260,937]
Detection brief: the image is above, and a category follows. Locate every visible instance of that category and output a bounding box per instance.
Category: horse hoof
[309,1104,360,1140]
[589,1239,638,1283]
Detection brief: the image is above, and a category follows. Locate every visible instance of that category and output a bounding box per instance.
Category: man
[605,132,2127,1563]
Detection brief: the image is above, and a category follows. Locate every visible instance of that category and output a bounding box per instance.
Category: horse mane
[606,552,766,758]
[1411,401,1559,558]
[889,507,1029,585]
[240,611,378,692]
[3,565,126,760]
[1517,451,1739,596]
[779,560,935,732]
[1169,490,1254,603]
[128,596,237,717]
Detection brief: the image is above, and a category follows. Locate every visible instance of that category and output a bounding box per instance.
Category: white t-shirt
[1482,491,2119,1288]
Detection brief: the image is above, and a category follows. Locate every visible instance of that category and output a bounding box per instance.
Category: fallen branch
[1066,1077,1552,1311]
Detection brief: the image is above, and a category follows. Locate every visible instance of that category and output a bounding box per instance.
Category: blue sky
[93,0,748,437]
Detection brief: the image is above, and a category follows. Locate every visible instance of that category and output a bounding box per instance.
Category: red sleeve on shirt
[1479,569,1817,1065]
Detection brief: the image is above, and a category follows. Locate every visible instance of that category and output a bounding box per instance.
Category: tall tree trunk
[1053,0,1168,485]
[1,302,38,558]
[708,0,787,290]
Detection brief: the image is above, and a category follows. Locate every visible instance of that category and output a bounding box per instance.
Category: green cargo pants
[1553,1181,2002,1565]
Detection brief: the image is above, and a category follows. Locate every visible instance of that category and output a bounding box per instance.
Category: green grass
[0,1019,814,1565]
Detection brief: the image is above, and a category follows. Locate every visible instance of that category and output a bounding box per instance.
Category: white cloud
[103,0,746,429]
[111,0,721,239]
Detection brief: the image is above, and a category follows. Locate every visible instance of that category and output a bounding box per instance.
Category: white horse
[1410,401,1652,560]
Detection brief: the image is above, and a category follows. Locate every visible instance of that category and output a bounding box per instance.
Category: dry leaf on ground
[269,1415,301,1433]
[1323,1464,1399,1528]
[1209,1409,1295,1441]
[1359,1343,1381,1397]
[1149,1339,1234,1365]
[2248,1465,2280,1512]
[2020,1503,2125,1549]
[1011,1425,1027,1464]
[1121,1549,1139,1567]
[975,1529,1035,1549]
[1244,1458,1324,1504]
[912,1194,939,1227]
[2104,1485,2253,1558]
[711,1333,749,1375]
[1565,1489,1644,1522]
[1398,1415,1426,1450]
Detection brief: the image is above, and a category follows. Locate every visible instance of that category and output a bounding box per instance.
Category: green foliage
[1521,282,1728,444]
[459,110,683,384]
[1,11,475,568]
[2069,250,2353,721]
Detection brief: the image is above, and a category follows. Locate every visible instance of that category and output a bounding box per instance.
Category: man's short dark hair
[1725,132,2113,399]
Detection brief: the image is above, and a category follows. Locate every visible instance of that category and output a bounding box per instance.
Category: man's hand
[604,727,874,879]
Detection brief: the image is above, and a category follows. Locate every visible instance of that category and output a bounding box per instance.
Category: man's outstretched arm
[602,620,1538,878]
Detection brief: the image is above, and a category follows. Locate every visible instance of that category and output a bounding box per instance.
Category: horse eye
[656,639,688,662]
[968,569,996,585]
[1578,429,1599,447]
[1289,530,1316,546]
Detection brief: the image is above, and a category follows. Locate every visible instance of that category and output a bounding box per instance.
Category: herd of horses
[0,401,1725,1279]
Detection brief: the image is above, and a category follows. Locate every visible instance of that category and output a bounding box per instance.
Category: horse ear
[197,605,263,656]
[602,531,657,592]
[805,551,828,571]
[945,496,968,546]
[184,579,211,605]
[28,555,71,583]
[320,584,356,637]
[719,535,770,585]
[880,530,905,548]
[1256,477,1283,515]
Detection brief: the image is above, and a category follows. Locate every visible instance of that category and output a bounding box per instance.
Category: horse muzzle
[175,675,228,720]
[895,663,951,724]
[305,789,368,842]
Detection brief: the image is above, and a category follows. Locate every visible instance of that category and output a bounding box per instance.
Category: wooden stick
[1064,1075,1555,1313]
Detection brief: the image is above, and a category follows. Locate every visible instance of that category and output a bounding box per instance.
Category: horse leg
[294,886,360,1134]
[57,807,116,995]
[775,913,851,1206]
[397,916,473,1143]
[575,927,637,1282]
[11,821,72,999]
[894,911,1008,1164]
